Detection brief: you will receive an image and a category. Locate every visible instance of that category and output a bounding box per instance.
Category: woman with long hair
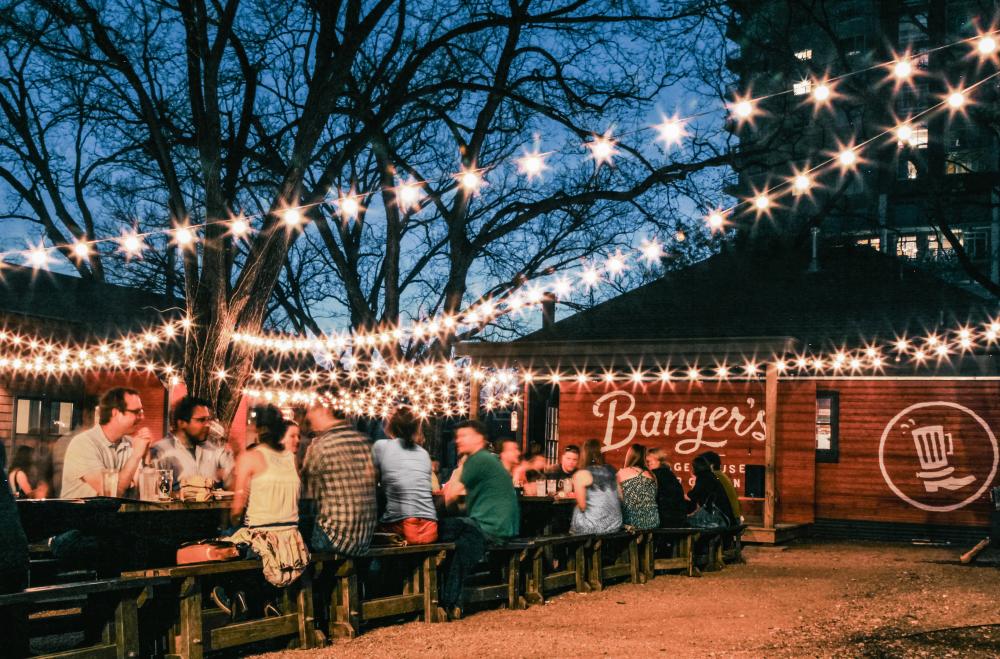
[8,446,38,499]
[569,438,622,535]
[372,405,438,544]
[616,443,659,529]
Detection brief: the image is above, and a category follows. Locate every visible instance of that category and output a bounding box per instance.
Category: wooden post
[763,363,779,530]
[519,378,531,452]
[469,374,481,420]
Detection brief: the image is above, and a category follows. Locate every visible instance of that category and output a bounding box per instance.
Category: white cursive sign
[591,390,767,453]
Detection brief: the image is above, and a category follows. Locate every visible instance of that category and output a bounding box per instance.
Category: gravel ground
[254,540,1000,658]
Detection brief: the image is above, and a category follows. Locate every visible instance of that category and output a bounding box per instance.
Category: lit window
[795,49,813,61]
[857,237,881,251]
[793,80,813,96]
[816,391,839,462]
[897,234,918,259]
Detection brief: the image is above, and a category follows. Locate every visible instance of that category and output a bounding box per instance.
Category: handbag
[176,539,241,564]
[688,501,729,529]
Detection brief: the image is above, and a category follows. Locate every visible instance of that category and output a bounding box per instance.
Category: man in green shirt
[440,420,519,617]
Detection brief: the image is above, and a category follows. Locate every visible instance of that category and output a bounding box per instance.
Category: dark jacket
[688,470,736,523]
[0,444,29,593]
[652,465,688,527]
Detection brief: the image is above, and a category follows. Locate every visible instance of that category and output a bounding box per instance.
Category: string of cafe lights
[3,28,995,272]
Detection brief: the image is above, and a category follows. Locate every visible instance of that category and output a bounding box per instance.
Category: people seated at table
[223,405,308,596]
[150,396,234,490]
[60,387,152,498]
[497,437,521,476]
[646,448,688,527]
[569,438,622,535]
[302,387,378,556]
[440,420,519,619]
[702,450,743,523]
[513,452,547,493]
[616,443,659,530]
[373,406,438,545]
[8,446,43,499]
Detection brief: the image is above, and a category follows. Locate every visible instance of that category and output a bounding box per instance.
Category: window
[793,79,813,96]
[963,230,989,260]
[896,234,918,259]
[816,391,839,463]
[795,49,813,61]
[13,397,79,442]
[856,237,880,251]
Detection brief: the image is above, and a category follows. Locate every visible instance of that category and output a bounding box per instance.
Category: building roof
[459,245,998,368]
[0,265,175,339]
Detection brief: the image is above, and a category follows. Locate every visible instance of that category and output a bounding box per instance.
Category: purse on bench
[176,539,241,564]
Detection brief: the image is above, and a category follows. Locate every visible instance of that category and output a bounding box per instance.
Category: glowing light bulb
[230,216,249,237]
[174,227,194,248]
[26,246,50,270]
[121,232,144,257]
[838,149,857,168]
[516,151,547,180]
[893,59,913,79]
[338,195,360,219]
[674,230,686,242]
[640,238,663,264]
[459,169,483,192]
[397,181,422,210]
[581,266,601,287]
[72,241,91,260]
[896,123,914,144]
[706,211,726,232]
[793,174,812,193]
[655,117,685,146]
[947,90,965,109]
[733,100,754,120]
[282,207,303,227]
[605,250,626,276]
[977,35,997,56]
[812,84,831,102]
[586,134,618,166]
[754,194,771,211]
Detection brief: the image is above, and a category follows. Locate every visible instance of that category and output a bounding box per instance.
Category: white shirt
[150,433,234,487]
[60,424,133,498]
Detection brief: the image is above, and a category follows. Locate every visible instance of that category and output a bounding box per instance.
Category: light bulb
[893,59,913,79]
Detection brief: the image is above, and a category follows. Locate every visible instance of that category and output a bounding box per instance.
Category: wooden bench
[122,559,315,658]
[693,523,748,571]
[313,543,452,639]
[523,534,592,605]
[587,529,645,591]
[462,539,533,612]
[0,576,166,658]
[648,527,701,578]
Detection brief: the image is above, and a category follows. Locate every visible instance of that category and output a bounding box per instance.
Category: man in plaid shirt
[302,391,377,556]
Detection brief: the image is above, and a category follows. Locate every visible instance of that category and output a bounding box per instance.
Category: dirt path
[255,541,1000,658]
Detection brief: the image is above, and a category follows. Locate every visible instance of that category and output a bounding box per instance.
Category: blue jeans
[438,517,504,610]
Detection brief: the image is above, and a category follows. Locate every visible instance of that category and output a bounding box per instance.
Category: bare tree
[0,0,738,424]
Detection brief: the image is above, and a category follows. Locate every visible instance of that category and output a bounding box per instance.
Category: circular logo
[879,401,999,512]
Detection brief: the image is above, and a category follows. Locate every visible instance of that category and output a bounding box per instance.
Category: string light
[976,34,997,56]
[706,210,727,232]
[792,173,812,194]
[585,132,618,167]
[230,216,250,237]
[72,240,91,261]
[459,167,484,193]
[396,181,423,211]
[730,97,755,123]
[337,195,361,220]
[753,193,771,212]
[946,89,966,109]
[174,227,195,248]
[120,232,144,258]
[893,58,913,79]
[837,148,858,169]
[26,245,51,270]
[516,150,548,180]
[895,123,915,145]
[281,207,303,227]
[655,116,686,147]
[640,238,664,264]
[812,82,832,104]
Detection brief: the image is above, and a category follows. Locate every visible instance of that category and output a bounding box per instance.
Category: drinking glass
[101,468,119,497]
[138,467,159,502]
[157,469,173,499]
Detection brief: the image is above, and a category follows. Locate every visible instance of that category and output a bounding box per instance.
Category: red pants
[381,518,439,545]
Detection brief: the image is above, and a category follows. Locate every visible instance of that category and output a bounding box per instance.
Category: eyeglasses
[125,408,145,417]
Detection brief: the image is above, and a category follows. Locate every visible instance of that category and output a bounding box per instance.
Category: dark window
[816,391,839,463]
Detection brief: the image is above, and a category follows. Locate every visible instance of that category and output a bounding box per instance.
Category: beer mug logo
[880,402,999,512]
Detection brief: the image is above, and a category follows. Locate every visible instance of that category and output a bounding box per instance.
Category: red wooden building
[461,246,1000,543]
[0,265,246,492]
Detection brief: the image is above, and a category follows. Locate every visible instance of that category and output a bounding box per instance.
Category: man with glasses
[151,396,234,488]
[60,387,152,498]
